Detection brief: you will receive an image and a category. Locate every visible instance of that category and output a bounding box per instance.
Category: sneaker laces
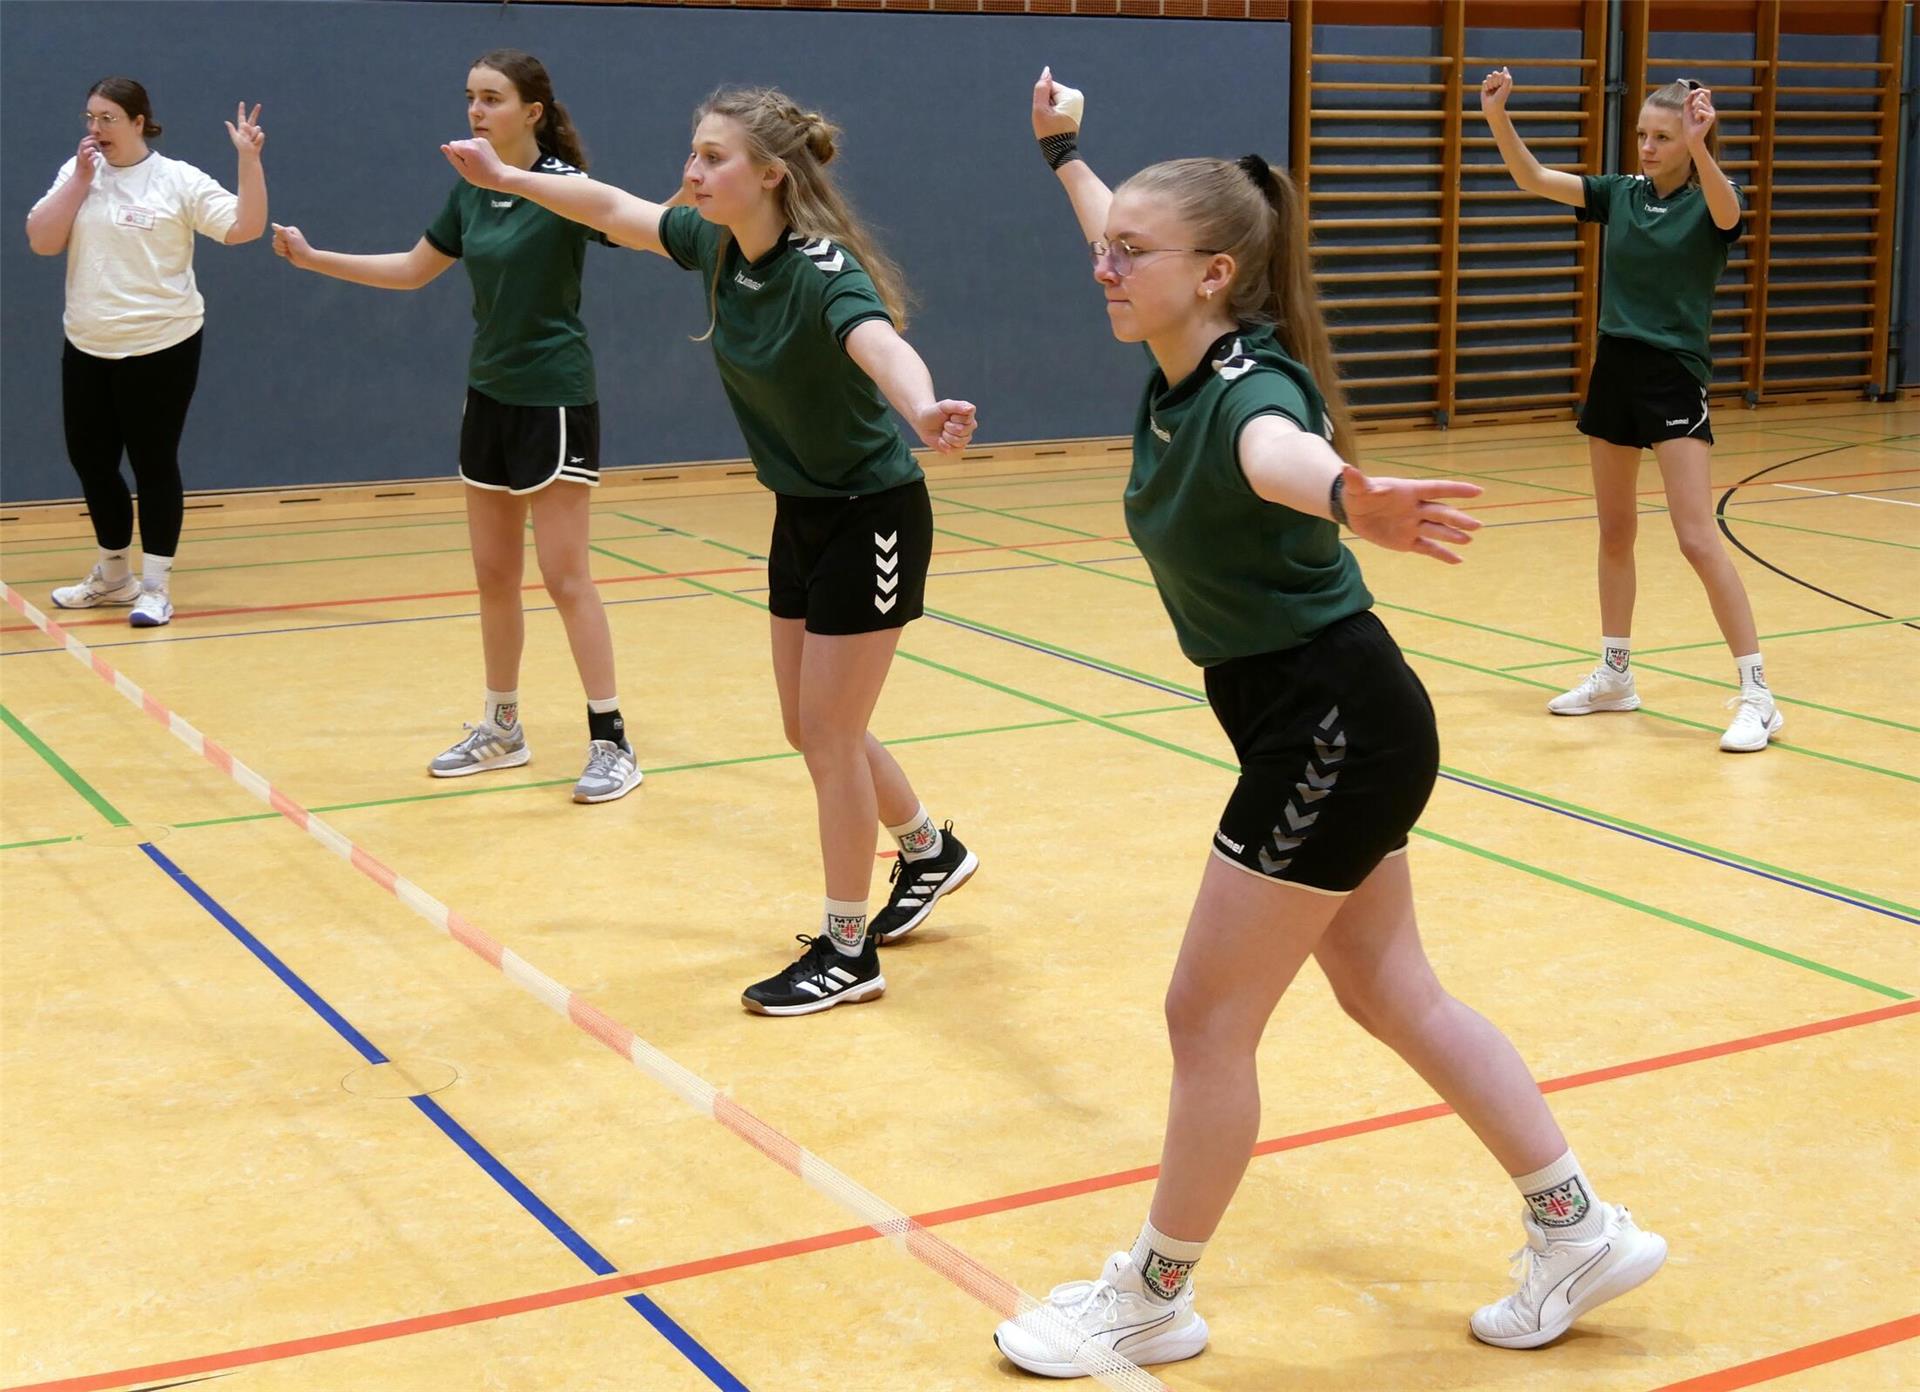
[1724,690,1771,715]
[1503,1222,1550,1296]
[787,933,845,985]
[581,739,626,780]
[1048,1274,1120,1327]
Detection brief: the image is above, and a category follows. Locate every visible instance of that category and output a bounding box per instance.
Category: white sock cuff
[142,553,174,585]
[883,803,932,839]
[1134,1218,1207,1262]
[1513,1150,1604,1238]
[1512,1150,1581,1195]
[586,695,621,714]
[485,688,520,705]
[824,896,869,918]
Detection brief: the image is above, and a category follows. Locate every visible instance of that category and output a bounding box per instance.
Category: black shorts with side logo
[1577,334,1714,449]
[767,479,933,635]
[1204,610,1440,896]
[459,387,601,494]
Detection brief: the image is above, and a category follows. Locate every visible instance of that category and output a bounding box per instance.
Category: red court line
[1472,464,1920,512]
[1650,1313,1920,1391]
[16,998,1912,1392]
[0,534,1130,634]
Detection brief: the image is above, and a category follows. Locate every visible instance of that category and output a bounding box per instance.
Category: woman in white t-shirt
[26,78,267,627]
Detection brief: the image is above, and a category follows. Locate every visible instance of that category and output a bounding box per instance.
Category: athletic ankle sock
[99,548,132,584]
[887,805,943,862]
[142,553,173,591]
[822,897,869,957]
[1513,1150,1605,1242]
[1130,1218,1207,1303]
[1735,652,1767,692]
[485,688,520,731]
[586,696,625,747]
[1601,636,1631,677]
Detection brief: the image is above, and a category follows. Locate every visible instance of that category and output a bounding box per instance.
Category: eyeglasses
[82,111,124,128]
[1089,238,1222,278]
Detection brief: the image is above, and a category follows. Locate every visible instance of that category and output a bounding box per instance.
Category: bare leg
[529,482,617,702]
[1588,438,1643,640]
[464,486,528,693]
[1148,856,1348,1240]
[796,627,906,903]
[1313,853,1565,1176]
[1653,437,1760,656]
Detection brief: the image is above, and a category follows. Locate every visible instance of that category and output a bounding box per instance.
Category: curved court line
[1716,450,1920,633]
[17,999,1912,1392]
[0,582,1164,1392]
[1506,614,1919,668]
[1649,1313,1920,1392]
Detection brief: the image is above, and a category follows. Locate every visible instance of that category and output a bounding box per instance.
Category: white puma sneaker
[994,1251,1208,1378]
[1470,1202,1668,1349]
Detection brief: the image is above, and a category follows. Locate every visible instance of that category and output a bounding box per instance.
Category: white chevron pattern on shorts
[874,529,900,614]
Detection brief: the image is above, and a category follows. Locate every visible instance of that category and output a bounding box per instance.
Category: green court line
[900,608,1918,918]
[1366,456,1595,498]
[1509,656,1920,734]
[165,717,1079,832]
[1374,601,1592,657]
[6,533,673,585]
[0,703,129,827]
[933,522,1156,587]
[1629,615,1920,658]
[1,511,477,556]
[614,512,762,561]
[929,492,1112,541]
[590,517,1915,991]
[1412,827,1909,1000]
[0,833,81,851]
[887,648,1912,1000]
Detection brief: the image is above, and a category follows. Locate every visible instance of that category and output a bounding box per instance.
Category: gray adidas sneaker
[573,739,642,804]
[429,720,530,778]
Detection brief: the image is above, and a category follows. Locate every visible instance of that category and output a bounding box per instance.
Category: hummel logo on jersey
[733,271,764,290]
[1646,204,1669,214]
[490,199,515,210]
[789,231,847,275]
[1150,419,1171,443]
[1665,417,1689,426]
[1211,337,1257,382]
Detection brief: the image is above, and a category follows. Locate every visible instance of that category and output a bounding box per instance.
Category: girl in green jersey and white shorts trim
[274,51,641,804]
[1484,70,1780,753]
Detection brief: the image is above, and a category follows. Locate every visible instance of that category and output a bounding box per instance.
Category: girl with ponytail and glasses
[1483,71,1776,753]
[440,87,979,1017]
[992,72,1664,1377]
[273,51,641,804]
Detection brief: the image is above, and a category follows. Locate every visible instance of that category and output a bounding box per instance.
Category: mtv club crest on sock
[900,822,938,856]
[827,912,865,950]
[495,703,519,728]
[1140,1249,1197,1301]
[1747,663,1767,689]
[1526,1177,1592,1229]
[1605,647,1630,674]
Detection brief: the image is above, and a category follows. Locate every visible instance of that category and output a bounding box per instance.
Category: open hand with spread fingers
[1339,464,1483,564]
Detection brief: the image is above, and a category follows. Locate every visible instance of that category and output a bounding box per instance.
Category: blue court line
[136,841,747,1390]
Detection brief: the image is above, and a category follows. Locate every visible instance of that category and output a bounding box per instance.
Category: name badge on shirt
[116,205,158,231]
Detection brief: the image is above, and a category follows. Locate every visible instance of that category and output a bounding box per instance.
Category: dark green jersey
[659,205,921,498]
[425,154,607,407]
[1579,173,1744,386]
[1125,325,1372,668]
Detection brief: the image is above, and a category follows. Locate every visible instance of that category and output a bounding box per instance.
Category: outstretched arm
[1033,67,1111,242]
[1480,68,1585,208]
[1237,414,1483,565]
[224,102,268,244]
[844,320,977,455]
[441,138,673,256]
[272,226,455,291]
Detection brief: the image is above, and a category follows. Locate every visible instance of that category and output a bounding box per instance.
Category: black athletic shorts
[1204,610,1440,895]
[459,387,601,493]
[767,479,933,635]
[1577,334,1714,449]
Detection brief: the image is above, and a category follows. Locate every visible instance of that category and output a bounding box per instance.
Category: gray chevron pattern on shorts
[1258,705,1346,876]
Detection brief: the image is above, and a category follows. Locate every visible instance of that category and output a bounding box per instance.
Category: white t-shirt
[34,150,239,358]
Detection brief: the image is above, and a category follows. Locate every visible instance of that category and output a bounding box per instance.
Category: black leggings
[62,331,203,556]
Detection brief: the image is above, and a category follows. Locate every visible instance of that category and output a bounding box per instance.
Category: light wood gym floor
[2,400,1915,1391]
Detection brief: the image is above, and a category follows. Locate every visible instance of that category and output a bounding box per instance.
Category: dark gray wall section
[0,1,1289,501]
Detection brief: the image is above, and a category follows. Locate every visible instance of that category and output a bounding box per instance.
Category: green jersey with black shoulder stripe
[424,153,609,408]
[1578,173,1744,387]
[659,205,922,498]
[1126,324,1372,667]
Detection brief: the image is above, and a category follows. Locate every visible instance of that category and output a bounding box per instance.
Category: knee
[1163,981,1250,1069]
[1596,514,1638,558]
[781,714,805,753]
[473,556,522,597]
[538,561,595,608]
[796,711,861,768]
[1672,527,1724,572]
